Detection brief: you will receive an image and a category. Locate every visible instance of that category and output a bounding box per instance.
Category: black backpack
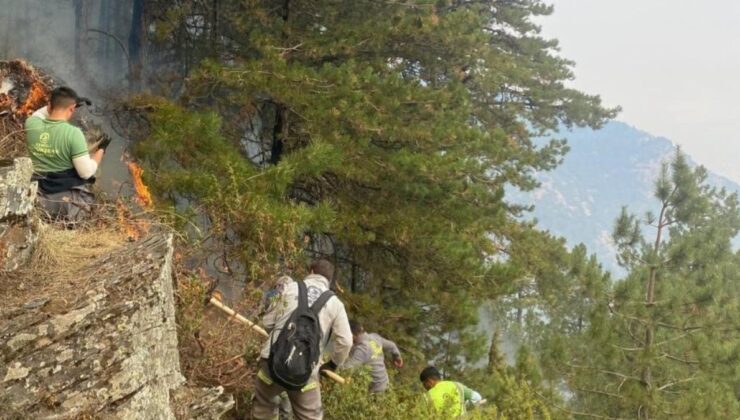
[268,280,335,390]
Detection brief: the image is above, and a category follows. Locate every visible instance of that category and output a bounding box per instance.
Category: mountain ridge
[511,120,740,275]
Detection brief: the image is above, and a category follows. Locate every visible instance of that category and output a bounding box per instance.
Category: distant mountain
[510,121,740,276]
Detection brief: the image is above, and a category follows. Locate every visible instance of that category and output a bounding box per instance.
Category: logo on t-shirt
[307,286,322,307]
[34,132,54,156]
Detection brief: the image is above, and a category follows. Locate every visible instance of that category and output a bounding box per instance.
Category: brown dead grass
[1,221,127,312]
[32,221,127,270]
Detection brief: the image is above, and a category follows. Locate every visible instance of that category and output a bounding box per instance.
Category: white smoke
[0,0,135,195]
[0,0,132,98]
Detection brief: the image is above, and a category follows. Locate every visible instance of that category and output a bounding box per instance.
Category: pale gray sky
[540,1,740,183]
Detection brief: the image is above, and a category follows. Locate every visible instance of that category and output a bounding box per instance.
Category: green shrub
[322,369,499,419]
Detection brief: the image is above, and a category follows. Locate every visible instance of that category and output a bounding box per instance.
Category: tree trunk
[641,202,667,419]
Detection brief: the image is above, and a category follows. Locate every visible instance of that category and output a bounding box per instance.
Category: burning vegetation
[1,58,155,243]
[0,59,52,158]
[0,59,110,159]
[128,160,153,208]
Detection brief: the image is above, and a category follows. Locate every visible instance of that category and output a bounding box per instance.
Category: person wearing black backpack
[252,259,352,420]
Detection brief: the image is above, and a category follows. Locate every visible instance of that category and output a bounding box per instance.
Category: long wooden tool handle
[208,297,347,384]
[322,369,346,384]
[209,297,269,337]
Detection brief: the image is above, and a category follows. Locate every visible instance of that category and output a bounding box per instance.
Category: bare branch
[660,353,700,365]
[611,344,643,352]
[574,387,625,400]
[658,376,696,391]
[654,330,700,347]
[534,391,628,420]
[566,364,643,383]
[87,28,130,61]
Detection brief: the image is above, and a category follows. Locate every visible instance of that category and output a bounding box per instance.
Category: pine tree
[562,151,740,418]
[131,0,616,364]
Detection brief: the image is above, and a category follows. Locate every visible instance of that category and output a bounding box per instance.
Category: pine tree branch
[565,363,642,383]
[607,304,648,325]
[610,344,643,352]
[655,322,703,331]
[659,353,700,365]
[573,387,625,400]
[626,321,645,346]
[266,42,304,58]
[657,376,696,391]
[534,391,627,420]
[617,377,628,392]
[653,330,700,347]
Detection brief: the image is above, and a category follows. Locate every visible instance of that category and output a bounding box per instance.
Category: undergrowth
[322,369,499,419]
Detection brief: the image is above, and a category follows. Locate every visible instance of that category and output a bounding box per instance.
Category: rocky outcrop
[0,234,234,419]
[0,157,38,272]
[171,386,235,420]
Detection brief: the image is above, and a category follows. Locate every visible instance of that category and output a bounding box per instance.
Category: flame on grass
[128,161,153,208]
[116,200,150,241]
[116,161,153,240]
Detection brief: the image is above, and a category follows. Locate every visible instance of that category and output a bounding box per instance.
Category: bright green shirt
[427,380,467,418]
[25,116,88,173]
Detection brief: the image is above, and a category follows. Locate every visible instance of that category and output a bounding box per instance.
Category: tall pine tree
[130,0,616,363]
[560,151,740,418]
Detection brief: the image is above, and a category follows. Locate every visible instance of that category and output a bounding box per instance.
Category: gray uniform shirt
[343,332,401,392]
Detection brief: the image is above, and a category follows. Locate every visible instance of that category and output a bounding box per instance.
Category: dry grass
[174,265,265,418]
[1,221,127,312]
[0,115,27,159]
[32,221,127,270]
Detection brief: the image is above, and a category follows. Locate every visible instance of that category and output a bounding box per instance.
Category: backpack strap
[309,289,335,316]
[296,280,309,310]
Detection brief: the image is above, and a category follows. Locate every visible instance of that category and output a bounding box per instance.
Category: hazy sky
[540,1,740,183]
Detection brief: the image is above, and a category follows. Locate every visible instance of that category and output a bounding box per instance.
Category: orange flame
[18,81,49,116]
[116,200,150,241]
[127,161,153,208]
[0,93,12,110]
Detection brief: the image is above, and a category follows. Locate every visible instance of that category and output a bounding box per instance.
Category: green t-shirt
[25,116,88,173]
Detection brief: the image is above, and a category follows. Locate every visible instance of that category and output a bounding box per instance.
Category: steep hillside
[511,121,740,275]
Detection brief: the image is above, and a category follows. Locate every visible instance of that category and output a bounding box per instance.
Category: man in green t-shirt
[25,86,107,223]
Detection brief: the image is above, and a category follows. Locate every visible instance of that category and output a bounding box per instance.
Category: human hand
[393,357,403,369]
[319,360,338,377]
[96,134,113,151]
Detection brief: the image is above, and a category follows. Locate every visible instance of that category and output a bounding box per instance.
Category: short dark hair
[49,87,78,110]
[419,366,441,383]
[349,320,364,335]
[309,259,334,282]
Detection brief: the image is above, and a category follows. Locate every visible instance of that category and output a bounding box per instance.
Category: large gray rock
[0,157,38,271]
[171,386,235,420]
[0,234,233,419]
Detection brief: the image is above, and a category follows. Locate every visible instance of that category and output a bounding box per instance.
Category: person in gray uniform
[342,320,403,393]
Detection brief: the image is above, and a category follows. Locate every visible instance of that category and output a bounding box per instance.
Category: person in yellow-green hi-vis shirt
[420,366,483,418]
